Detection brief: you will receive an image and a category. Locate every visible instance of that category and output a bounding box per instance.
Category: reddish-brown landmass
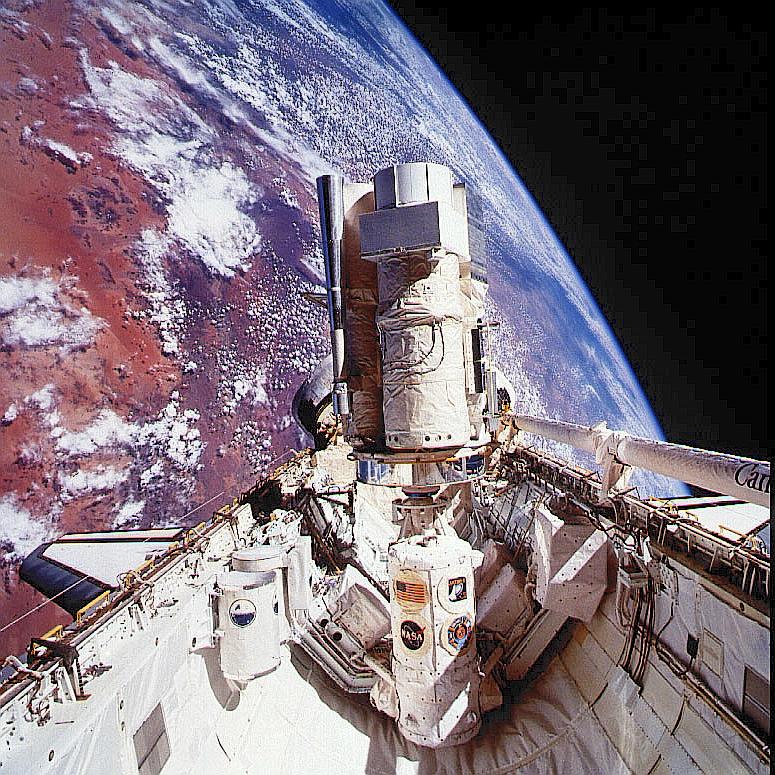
[1,1,177,655]
[1,0,329,658]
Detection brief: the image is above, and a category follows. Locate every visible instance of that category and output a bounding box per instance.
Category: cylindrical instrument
[231,547,289,642]
[216,570,280,683]
[317,174,349,417]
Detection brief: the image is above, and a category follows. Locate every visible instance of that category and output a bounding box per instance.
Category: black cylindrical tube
[316,174,349,415]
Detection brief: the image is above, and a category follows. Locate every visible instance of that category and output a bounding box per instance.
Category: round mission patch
[444,614,473,654]
[398,615,430,657]
[229,598,257,628]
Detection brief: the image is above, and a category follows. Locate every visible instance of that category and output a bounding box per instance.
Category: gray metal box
[359,200,469,260]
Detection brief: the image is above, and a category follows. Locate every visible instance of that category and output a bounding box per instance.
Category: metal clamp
[592,423,632,503]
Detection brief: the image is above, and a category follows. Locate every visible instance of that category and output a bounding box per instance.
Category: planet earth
[0,0,679,655]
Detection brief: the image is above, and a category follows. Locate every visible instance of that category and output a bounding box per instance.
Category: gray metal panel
[359,201,469,259]
[469,222,487,281]
[426,163,453,208]
[139,735,170,775]
[134,703,170,775]
[374,166,397,210]
[743,666,770,710]
[360,201,441,255]
[394,163,429,206]
[465,185,487,280]
[452,181,467,216]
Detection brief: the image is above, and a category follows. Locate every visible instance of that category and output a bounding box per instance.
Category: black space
[388,5,768,460]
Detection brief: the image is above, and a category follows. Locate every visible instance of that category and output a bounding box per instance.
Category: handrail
[75,590,110,626]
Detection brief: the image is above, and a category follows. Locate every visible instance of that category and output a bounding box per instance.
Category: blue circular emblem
[229,598,256,628]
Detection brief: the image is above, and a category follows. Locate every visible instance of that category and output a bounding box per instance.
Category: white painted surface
[42,540,177,586]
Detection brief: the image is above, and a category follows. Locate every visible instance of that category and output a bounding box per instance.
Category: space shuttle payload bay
[0,163,769,775]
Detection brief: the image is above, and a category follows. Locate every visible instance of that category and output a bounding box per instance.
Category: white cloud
[58,466,128,501]
[165,160,260,276]
[56,409,136,455]
[20,125,93,167]
[0,493,51,558]
[100,6,133,35]
[132,228,185,356]
[40,138,93,167]
[113,499,145,527]
[0,274,104,350]
[26,384,57,411]
[55,397,204,472]
[0,276,57,314]
[78,51,261,277]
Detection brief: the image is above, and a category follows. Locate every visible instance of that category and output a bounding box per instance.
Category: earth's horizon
[1,0,678,656]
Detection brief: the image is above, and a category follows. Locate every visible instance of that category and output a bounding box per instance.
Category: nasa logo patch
[445,614,473,654]
[400,619,426,652]
[229,598,257,628]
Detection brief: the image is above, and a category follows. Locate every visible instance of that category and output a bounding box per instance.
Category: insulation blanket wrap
[377,253,469,449]
[349,379,384,444]
[344,293,382,443]
[345,291,381,375]
[343,188,382,444]
[388,534,481,748]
